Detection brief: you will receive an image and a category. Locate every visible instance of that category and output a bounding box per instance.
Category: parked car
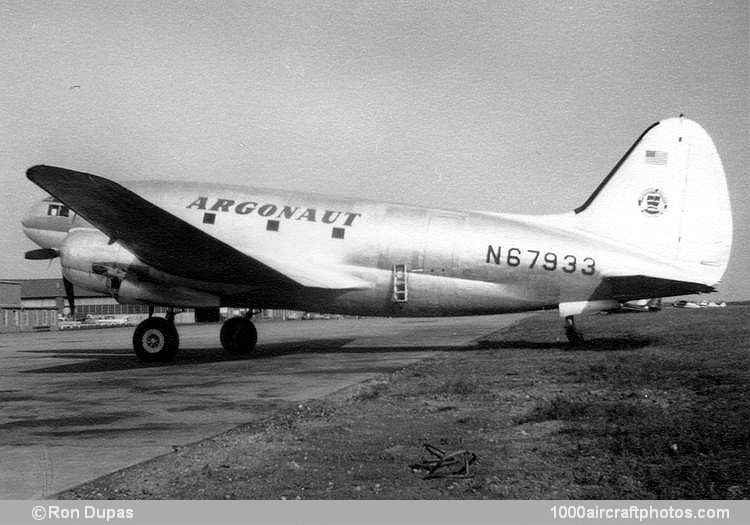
[302,312,330,320]
[94,315,129,327]
[58,320,81,330]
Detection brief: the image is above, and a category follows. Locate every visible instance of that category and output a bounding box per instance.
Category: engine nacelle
[117,277,219,307]
[60,229,138,296]
[60,228,219,308]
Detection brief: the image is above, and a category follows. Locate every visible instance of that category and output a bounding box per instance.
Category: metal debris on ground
[409,443,477,479]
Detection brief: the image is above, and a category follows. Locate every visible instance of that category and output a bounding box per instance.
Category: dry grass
[60,305,750,499]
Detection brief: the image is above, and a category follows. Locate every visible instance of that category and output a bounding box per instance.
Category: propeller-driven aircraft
[21,117,732,362]
[606,297,663,314]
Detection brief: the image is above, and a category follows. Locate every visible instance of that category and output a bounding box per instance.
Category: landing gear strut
[133,313,179,362]
[220,314,258,354]
[565,315,584,345]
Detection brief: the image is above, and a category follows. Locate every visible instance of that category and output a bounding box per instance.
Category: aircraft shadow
[19,337,492,374]
[19,334,657,374]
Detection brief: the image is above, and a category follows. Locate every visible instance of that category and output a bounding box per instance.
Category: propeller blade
[63,277,76,319]
[25,248,59,260]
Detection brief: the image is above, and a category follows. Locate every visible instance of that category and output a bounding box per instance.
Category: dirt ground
[58,305,750,500]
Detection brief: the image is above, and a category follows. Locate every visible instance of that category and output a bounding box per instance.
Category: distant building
[0,280,58,333]
[0,281,21,307]
[16,278,164,318]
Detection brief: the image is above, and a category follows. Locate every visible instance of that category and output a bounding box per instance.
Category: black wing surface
[27,165,369,289]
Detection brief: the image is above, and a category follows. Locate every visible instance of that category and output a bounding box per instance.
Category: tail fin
[574,117,732,286]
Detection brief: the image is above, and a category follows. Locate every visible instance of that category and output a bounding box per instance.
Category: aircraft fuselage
[69,181,642,316]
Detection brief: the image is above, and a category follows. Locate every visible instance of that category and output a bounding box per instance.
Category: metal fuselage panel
[114,181,621,316]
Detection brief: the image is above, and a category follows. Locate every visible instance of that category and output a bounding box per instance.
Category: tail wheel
[220,317,258,354]
[133,316,179,362]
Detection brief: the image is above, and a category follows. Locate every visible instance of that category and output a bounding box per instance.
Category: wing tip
[26,164,49,182]
[27,165,108,189]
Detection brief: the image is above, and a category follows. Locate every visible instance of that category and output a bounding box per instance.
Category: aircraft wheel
[133,316,179,362]
[220,317,258,354]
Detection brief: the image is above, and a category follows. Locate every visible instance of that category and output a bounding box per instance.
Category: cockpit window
[47,204,70,217]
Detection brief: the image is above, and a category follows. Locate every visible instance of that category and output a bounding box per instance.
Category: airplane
[605,297,663,314]
[21,116,732,362]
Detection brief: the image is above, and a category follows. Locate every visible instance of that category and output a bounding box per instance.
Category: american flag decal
[645,150,668,165]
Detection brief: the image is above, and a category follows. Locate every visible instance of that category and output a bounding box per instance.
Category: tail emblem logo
[638,188,668,216]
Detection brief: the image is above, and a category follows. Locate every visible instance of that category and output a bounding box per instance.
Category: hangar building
[18,278,159,317]
[0,280,58,333]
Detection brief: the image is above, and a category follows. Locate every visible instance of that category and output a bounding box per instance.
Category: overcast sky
[1,1,748,299]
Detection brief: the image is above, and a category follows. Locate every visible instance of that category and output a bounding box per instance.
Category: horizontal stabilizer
[604,275,714,302]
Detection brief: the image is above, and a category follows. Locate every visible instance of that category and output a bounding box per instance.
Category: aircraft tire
[133,316,179,362]
[220,317,258,354]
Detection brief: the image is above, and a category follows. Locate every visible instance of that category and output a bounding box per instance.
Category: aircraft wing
[26,165,370,290]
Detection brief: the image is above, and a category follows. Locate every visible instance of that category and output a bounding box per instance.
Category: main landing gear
[564,315,584,345]
[133,310,179,362]
[132,308,259,363]
[219,314,258,354]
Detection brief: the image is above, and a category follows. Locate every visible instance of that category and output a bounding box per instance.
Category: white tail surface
[574,117,732,285]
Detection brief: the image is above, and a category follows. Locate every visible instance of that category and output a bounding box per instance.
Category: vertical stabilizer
[574,117,732,285]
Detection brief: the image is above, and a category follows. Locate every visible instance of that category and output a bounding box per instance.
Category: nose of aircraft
[21,200,47,235]
[22,198,74,250]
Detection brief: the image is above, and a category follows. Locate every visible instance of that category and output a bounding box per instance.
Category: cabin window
[332,227,345,239]
[47,204,69,217]
[266,220,279,232]
[203,213,216,225]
